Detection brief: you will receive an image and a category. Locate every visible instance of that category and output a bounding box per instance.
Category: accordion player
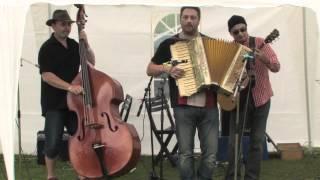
[169,36,251,98]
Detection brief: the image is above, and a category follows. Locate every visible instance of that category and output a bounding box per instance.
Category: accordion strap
[249,36,256,49]
[247,36,256,86]
[248,36,256,65]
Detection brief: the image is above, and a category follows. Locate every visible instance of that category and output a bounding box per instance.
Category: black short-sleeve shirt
[151,34,182,107]
[38,33,80,116]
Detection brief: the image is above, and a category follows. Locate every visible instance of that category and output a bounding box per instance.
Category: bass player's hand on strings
[67,84,83,95]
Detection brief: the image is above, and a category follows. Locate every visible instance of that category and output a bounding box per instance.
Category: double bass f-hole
[101,112,119,132]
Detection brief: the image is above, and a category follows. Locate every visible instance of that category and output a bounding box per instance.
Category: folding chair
[146,96,178,166]
[119,94,133,122]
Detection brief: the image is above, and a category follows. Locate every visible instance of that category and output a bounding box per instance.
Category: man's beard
[58,31,69,39]
[183,25,196,35]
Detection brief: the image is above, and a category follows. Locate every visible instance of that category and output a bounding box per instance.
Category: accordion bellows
[170,36,251,97]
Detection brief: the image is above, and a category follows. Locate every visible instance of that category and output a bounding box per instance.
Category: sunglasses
[232,27,247,35]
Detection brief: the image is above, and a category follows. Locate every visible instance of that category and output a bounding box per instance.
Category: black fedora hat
[46,9,75,26]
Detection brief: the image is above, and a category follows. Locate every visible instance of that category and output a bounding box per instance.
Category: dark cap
[228,15,247,32]
[46,9,75,26]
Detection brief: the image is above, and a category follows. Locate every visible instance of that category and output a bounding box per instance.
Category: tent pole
[302,7,312,152]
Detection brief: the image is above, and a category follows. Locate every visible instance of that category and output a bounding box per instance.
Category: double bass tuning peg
[77,19,88,25]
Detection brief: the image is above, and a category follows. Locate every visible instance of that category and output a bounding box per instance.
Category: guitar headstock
[265,29,279,44]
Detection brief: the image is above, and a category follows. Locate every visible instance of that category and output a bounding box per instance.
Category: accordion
[170,36,251,97]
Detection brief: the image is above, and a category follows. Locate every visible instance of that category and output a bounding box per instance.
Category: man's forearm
[146,62,169,76]
[42,72,71,91]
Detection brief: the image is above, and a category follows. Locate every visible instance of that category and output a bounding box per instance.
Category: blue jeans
[44,110,77,159]
[173,106,219,180]
[225,94,271,180]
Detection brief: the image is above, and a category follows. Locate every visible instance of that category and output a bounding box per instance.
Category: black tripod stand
[137,77,160,180]
[137,74,170,180]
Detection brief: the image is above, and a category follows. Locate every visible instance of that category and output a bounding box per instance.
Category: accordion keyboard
[170,41,198,96]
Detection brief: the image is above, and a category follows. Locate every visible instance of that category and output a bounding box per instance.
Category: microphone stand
[139,60,185,180]
[158,75,168,180]
[137,77,160,180]
[233,53,254,180]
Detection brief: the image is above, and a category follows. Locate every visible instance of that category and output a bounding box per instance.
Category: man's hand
[169,66,184,79]
[79,30,88,43]
[68,85,83,95]
[254,48,269,65]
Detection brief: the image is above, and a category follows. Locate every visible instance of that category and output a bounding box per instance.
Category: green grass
[1,150,320,180]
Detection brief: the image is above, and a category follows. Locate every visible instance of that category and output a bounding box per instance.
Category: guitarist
[224,15,280,180]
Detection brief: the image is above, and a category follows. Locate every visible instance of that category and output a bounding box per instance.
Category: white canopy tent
[1,1,320,179]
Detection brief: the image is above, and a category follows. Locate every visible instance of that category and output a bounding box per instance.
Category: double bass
[67,5,141,178]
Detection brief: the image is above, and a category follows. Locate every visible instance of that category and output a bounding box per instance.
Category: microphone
[243,53,254,61]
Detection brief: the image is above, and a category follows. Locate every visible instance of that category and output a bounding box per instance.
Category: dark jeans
[44,109,77,159]
[174,106,219,180]
[225,94,271,180]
